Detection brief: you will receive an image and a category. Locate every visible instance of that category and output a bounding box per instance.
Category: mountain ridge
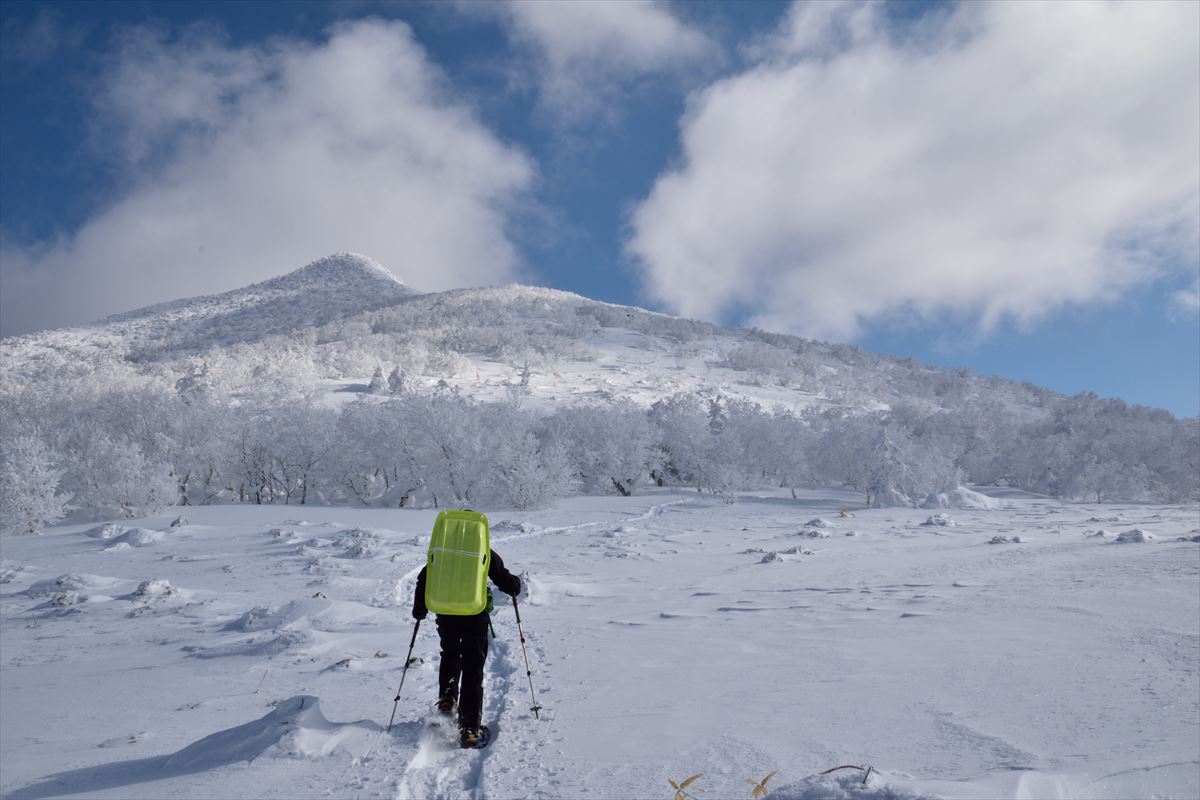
[0,252,1188,424]
[2,252,1194,516]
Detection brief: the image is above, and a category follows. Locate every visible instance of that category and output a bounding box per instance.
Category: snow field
[1,492,1197,799]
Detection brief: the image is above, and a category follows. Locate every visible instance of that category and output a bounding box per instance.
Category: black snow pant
[435,613,489,729]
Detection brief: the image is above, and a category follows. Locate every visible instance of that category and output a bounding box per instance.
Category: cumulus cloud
[0,19,533,336]
[1170,277,1200,318]
[628,0,1200,341]
[472,0,715,122]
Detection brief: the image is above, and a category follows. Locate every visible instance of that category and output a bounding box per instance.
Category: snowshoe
[460,725,492,750]
[436,681,458,718]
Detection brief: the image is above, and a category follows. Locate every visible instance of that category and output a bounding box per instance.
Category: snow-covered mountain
[3,253,414,369]
[1,253,1195,528]
[1,252,1047,418]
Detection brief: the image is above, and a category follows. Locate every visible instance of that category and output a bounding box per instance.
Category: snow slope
[1,252,413,369]
[0,252,1064,421]
[2,492,1197,799]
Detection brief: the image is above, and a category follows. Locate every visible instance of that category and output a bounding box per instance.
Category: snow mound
[493,519,536,534]
[155,696,376,770]
[225,597,334,631]
[26,573,122,598]
[771,770,927,799]
[921,486,998,510]
[1177,534,1200,543]
[0,561,26,584]
[988,535,1024,544]
[920,514,955,527]
[184,630,308,659]
[760,548,812,562]
[796,528,830,538]
[1115,529,1154,544]
[1086,530,1109,539]
[132,579,180,601]
[83,523,124,539]
[105,528,164,548]
[169,515,188,528]
[43,590,89,607]
[526,579,608,606]
[336,528,381,559]
[804,518,835,528]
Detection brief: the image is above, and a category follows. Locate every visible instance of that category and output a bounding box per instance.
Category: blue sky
[1,0,1197,416]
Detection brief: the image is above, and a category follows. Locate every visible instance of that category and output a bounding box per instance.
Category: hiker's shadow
[7,697,400,800]
[7,752,181,800]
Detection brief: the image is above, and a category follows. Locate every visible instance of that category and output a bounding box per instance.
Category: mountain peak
[53,253,417,362]
[267,252,407,292]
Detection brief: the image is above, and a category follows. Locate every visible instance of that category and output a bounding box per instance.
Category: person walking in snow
[412,542,521,749]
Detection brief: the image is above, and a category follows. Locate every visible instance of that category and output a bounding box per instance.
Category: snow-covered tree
[270,402,337,504]
[543,402,658,496]
[0,435,72,535]
[649,393,710,490]
[367,366,388,394]
[67,433,175,518]
[387,366,411,394]
[483,406,571,509]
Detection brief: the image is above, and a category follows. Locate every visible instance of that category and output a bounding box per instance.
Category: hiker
[412,511,521,749]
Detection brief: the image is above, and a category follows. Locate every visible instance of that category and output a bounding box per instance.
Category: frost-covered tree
[271,402,337,504]
[367,366,388,394]
[67,433,175,518]
[175,361,214,402]
[811,412,960,507]
[0,435,72,535]
[337,399,428,506]
[387,366,411,394]
[543,402,658,496]
[398,395,483,506]
[649,393,710,490]
[482,405,570,509]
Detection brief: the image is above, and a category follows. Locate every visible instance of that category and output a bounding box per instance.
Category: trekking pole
[386,619,421,733]
[512,596,543,719]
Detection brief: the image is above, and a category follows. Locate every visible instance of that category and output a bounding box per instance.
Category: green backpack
[425,510,491,616]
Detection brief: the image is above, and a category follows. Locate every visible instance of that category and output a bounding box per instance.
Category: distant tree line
[2,377,1196,535]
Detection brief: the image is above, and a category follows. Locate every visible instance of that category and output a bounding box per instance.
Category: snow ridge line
[1080,760,1200,792]
[493,498,693,545]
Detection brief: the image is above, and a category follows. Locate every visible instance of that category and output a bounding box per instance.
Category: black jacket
[412,549,520,620]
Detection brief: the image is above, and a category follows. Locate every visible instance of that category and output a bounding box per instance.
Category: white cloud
[628,0,1200,341]
[0,6,86,65]
[473,0,715,122]
[0,19,534,336]
[1170,277,1200,318]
